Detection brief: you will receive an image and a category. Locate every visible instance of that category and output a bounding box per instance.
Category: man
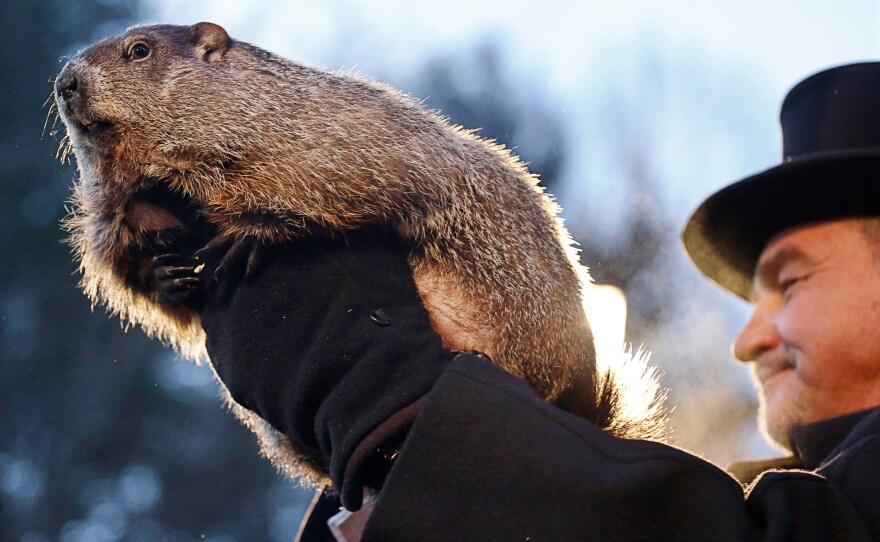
[682,61,880,484]
[199,62,880,540]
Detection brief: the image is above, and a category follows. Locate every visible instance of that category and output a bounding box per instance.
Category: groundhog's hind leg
[411,261,500,359]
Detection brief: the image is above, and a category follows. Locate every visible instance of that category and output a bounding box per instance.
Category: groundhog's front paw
[194,233,265,283]
[150,253,206,309]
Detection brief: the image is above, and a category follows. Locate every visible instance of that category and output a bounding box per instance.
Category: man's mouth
[755,359,796,387]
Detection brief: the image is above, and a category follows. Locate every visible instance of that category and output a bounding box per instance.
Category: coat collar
[728,405,880,484]
[789,406,880,470]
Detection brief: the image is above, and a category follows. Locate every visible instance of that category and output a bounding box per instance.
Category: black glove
[198,230,459,510]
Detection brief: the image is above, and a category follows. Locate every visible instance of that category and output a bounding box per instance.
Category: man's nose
[732,300,781,363]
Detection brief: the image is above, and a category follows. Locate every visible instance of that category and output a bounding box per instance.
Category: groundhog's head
[55,22,291,202]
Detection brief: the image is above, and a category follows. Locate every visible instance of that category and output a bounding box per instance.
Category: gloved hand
[197,230,460,510]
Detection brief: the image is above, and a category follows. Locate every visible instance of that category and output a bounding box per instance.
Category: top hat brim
[682,150,880,300]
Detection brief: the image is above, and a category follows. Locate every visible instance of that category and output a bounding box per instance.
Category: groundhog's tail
[593,347,668,441]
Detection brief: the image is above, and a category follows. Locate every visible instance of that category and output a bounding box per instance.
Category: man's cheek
[776,297,821,353]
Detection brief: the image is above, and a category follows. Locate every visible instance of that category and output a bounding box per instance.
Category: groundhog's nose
[55,68,79,102]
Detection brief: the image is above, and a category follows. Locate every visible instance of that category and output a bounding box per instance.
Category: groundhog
[54,22,663,486]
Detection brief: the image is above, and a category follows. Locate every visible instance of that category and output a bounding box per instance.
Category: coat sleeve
[359,354,875,542]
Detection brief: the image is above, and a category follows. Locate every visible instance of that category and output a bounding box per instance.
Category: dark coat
[193,236,878,541]
[301,355,880,541]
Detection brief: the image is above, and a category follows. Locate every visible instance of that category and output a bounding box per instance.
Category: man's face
[733,218,880,449]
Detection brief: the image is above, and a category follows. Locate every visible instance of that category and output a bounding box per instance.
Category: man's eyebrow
[750,246,813,297]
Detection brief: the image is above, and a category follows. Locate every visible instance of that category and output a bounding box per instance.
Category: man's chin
[757,396,797,452]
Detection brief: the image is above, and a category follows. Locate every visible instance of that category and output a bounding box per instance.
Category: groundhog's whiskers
[42,90,60,140]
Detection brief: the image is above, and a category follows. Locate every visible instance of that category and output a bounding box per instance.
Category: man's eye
[780,277,801,295]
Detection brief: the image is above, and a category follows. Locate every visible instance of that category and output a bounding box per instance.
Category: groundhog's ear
[188,22,231,63]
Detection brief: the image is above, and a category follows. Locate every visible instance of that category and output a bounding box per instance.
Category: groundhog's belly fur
[55,22,663,487]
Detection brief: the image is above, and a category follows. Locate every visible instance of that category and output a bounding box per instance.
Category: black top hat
[682,62,880,299]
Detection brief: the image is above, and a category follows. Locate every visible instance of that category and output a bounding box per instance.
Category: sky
[144,0,880,91]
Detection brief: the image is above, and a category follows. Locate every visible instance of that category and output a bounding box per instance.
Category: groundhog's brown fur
[55,22,663,486]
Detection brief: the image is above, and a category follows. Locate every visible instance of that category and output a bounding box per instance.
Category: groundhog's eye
[128,42,151,61]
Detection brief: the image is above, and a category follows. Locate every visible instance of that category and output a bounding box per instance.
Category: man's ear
[189,22,231,63]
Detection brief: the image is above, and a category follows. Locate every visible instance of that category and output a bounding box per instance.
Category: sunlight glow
[584,283,627,367]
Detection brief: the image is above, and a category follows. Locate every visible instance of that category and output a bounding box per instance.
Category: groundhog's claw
[195,233,264,283]
[150,253,205,308]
